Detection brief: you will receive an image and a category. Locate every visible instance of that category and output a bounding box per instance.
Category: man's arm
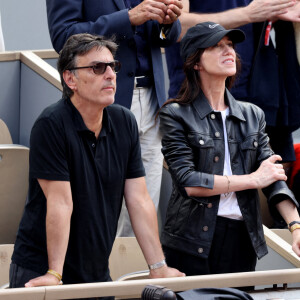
[124,177,185,278]
[278,1,300,22]
[25,180,73,287]
[179,0,297,39]
[276,200,300,257]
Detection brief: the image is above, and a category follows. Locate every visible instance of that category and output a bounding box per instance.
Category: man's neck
[70,96,104,138]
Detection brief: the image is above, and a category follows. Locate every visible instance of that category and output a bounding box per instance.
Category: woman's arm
[186,154,287,197]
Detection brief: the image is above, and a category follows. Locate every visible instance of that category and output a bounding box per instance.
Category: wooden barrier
[0,268,300,300]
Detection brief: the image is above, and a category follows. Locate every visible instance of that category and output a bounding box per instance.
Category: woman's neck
[200,76,227,111]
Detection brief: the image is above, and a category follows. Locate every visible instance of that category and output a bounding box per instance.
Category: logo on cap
[208,24,219,29]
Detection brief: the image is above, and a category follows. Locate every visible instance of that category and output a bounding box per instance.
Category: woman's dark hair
[57,33,118,99]
[163,45,241,107]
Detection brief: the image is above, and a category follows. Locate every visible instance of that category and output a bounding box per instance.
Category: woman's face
[194,36,236,79]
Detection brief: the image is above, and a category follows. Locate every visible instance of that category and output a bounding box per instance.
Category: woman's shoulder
[160,101,192,116]
[235,99,265,118]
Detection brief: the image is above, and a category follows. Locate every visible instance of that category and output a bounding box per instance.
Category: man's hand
[250,155,287,189]
[149,265,185,278]
[246,0,297,23]
[292,229,300,257]
[163,0,183,24]
[128,0,169,26]
[278,1,300,22]
[25,272,61,287]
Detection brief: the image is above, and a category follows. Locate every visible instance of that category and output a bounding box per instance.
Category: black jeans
[163,216,257,277]
[9,263,114,300]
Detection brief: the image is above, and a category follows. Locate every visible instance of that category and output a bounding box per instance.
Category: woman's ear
[63,70,77,91]
[194,63,201,71]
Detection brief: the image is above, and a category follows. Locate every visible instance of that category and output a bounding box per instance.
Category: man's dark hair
[57,33,118,99]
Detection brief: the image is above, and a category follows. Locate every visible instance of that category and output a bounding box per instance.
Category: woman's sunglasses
[68,60,121,75]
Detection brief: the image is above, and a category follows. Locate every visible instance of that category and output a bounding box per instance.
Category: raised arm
[124,177,185,278]
[25,180,73,287]
[179,0,297,39]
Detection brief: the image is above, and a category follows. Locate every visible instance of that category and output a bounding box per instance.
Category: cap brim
[201,28,245,48]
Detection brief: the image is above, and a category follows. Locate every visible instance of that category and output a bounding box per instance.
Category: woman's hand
[250,155,287,189]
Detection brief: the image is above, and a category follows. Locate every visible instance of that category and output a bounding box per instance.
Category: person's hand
[278,1,300,22]
[128,0,169,26]
[292,228,300,257]
[246,0,297,23]
[250,155,287,189]
[163,0,183,24]
[25,272,62,287]
[149,265,186,278]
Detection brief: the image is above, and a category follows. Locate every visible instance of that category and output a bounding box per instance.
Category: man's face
[70,47,117,109]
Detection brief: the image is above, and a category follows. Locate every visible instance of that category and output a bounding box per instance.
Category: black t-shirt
[12,98,145,284]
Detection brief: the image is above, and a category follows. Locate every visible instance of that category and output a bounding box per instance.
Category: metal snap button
[215,132,220,138]
[199,139,204,145]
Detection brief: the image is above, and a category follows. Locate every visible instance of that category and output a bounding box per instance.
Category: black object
[180,21,245,62]
[177,287,254,300]
[142,285,177,300]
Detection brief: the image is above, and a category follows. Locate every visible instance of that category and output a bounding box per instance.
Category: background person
[46,0,182,237]
[159,22,300,278]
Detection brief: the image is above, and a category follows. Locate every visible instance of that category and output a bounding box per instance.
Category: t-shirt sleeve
[125,112,145,179]
[29,117,70,181]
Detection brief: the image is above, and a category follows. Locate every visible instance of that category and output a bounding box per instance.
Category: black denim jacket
[159,89,297,259]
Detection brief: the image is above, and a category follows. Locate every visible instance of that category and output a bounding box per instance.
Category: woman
[159,22,300,276]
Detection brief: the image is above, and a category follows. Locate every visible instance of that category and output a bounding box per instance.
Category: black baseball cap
[180,22,245,62]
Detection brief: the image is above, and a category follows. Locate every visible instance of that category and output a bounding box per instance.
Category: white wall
[0,0,52,51]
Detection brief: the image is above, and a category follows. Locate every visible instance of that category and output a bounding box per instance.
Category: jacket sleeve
[159,104,214,198]
[253,105,299,220]
[46,0,134,53]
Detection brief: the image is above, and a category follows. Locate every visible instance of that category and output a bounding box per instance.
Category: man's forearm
[129,195,165,266]
[179,0,297,39]
[180,7,250,36]
[46,198,73,276]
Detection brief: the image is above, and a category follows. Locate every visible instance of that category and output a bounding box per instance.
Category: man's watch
[288,221,300,233]
[148,259,166,270]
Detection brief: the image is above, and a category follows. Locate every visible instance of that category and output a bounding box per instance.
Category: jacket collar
[192,88,246,122]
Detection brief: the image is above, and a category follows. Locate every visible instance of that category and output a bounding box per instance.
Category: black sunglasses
[68,60,121,75]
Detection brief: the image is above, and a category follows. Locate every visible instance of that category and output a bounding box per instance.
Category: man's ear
[63,70,77,91]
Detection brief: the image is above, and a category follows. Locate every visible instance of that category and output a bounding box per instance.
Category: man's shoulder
[36,98,66,121]
[33,98,69,131]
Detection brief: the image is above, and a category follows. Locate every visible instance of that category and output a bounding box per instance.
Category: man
[46,0,182,237]
[164,1,300,223]
[9,34,184,290]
